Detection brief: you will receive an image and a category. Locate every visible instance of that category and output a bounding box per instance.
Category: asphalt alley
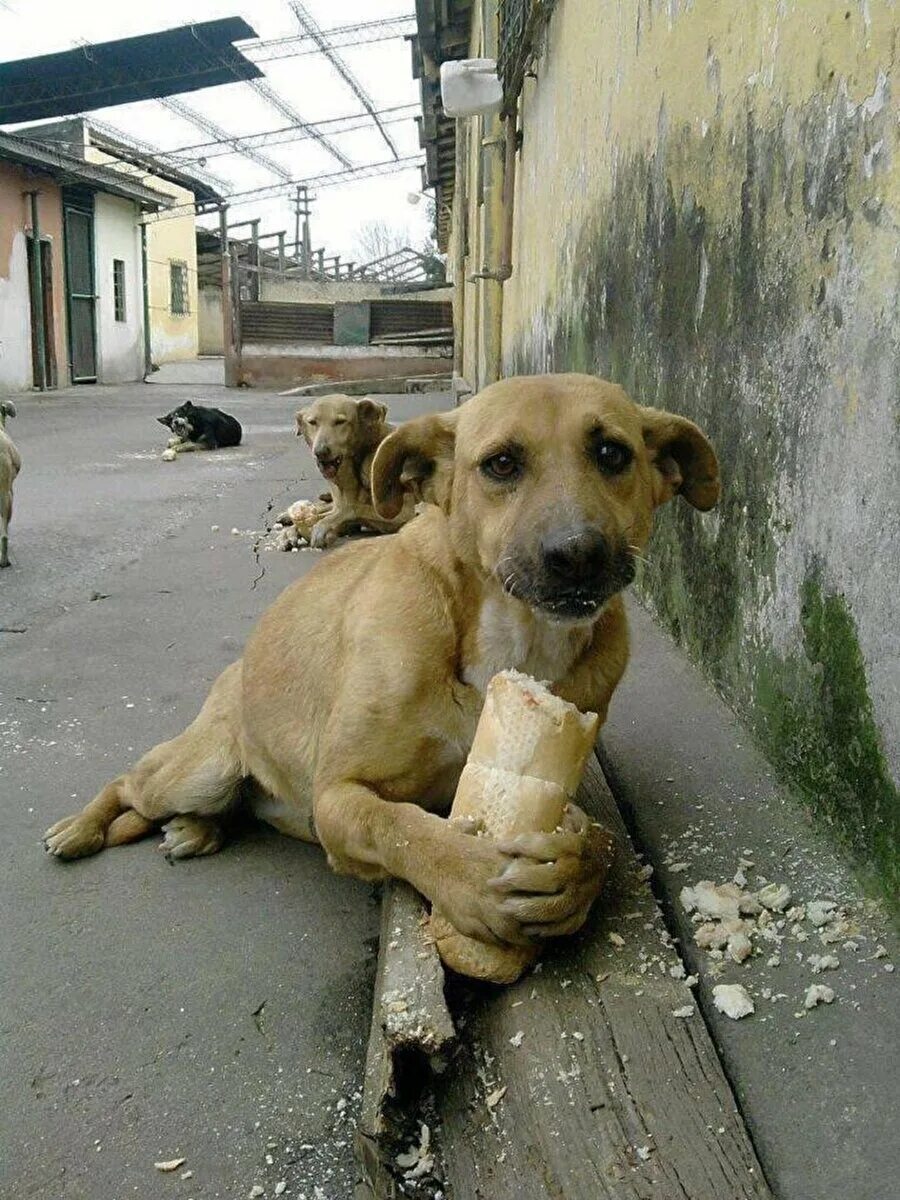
[0,374,445,1200]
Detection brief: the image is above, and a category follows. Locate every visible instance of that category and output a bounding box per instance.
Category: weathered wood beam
[436,756,773,1199]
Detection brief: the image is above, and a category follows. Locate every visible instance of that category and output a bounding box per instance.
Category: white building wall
[93,193,144,384]
[0,231,32,390]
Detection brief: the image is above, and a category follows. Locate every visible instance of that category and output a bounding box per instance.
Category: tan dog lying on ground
[284,393,416,549]
[44,375,719,950]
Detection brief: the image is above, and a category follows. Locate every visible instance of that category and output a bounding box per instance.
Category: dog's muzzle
[500,526,636,622]
[316,453,342,481]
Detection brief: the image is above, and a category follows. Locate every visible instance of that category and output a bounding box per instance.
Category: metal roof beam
[246,15,416,63]
[148,155,423,220]
[288,2,401,161]
[244,78,352,169]
[159,96,292,181]
[163,104,418,163]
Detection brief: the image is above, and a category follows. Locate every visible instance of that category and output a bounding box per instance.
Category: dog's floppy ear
[371,411,458,519]
[1,400,17,420]
[357,397,388,425]
[295,406,311,440]
[641,408,720,510]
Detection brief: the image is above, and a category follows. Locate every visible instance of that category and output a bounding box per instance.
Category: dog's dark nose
[541,527,610,584]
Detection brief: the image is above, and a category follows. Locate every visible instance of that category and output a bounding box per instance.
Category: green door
[63,193,97,383]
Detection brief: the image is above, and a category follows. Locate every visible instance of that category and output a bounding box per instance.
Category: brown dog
[43,375,719,950]
[290,394,415,549]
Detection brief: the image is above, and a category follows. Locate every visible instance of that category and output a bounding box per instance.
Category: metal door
[63,200,97,383]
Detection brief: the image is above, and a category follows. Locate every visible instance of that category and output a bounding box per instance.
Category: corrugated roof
[0,19,261,125]
[0,132,174,208]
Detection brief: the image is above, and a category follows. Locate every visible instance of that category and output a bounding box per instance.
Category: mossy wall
[471,0,899,896]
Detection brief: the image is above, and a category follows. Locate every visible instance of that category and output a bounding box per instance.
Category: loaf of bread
[284,498,331,541]
[430,670,603,984]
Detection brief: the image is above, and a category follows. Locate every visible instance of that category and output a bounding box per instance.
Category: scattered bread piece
[712,983,755,1019]
[804,984,835,1010]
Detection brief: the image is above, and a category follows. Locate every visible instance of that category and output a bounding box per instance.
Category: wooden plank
[435,755,773,1199]
[356,882,457,1198]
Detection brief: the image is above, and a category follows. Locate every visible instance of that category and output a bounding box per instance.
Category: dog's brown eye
[481,452,521,482]
[594,439,632,475]
[306,419,317,427]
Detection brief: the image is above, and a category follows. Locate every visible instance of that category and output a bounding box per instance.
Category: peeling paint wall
[458,0,900,895]
[0,164,68,390]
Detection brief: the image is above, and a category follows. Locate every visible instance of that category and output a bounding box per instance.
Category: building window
[170,261,189,315]
[113,259,126,322]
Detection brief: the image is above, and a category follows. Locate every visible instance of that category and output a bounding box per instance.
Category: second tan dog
[44,375,719,951]
[289,394,416,549]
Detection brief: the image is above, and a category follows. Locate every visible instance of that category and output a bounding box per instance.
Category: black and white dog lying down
[158,401,242,461]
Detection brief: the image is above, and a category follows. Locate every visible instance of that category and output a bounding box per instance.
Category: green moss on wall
[755,569,899,901]
[505,85,899,903]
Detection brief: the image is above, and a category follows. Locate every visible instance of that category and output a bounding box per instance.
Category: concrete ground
[0,376,446,1200]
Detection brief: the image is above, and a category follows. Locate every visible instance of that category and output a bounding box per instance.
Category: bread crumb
[807,954,840,974]
[807,900,837,928]
[756,883,792,912]
[713,983,755,1019]
[804,984,835,1009]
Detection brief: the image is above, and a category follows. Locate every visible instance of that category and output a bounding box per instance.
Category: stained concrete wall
[0,164,68,390]
[456,0,900,896]
[198,285,224,356]
[93,193,144,384]
[260,277,453,304]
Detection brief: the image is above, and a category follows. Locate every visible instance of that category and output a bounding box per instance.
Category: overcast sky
[0,0,431,262]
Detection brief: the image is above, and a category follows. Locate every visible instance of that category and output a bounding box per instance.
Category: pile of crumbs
[679,873,894,1020]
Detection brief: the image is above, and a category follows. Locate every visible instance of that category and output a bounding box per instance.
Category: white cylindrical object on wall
[440,58,503,117]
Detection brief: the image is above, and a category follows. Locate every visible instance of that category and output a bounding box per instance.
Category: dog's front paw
[309,522,335,551]
[492,809,615,940]
[43,815,105,860]
[161,448,177,462]
[166,436,182,449]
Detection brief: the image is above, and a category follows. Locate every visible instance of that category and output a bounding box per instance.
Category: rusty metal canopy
[0,19,262,125]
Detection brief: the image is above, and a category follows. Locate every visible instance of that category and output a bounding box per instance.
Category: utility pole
[294,186,312,277]
[219,205,239,388]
